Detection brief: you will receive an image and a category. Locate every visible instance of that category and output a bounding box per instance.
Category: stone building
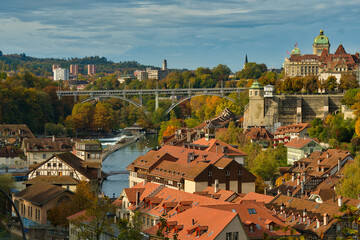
[284,30,359,78]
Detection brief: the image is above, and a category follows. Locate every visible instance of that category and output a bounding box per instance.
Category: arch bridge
[56,87,246,115]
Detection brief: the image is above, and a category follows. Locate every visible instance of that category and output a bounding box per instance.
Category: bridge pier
[155,92,159,111]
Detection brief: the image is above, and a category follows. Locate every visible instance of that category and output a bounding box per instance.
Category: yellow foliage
[275,173,292,187]
[356,118,360,137]
[163,125,177,137]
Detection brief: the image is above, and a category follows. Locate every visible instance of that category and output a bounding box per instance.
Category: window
[36,171,40,176]
[249,225,254,232]
[28,206,30,217]
[226,233,232,240]
[59,163,62,168]
[255,91,258,96]
[226,170,230,176]
[238,169,242,175]
[208,171,212,176]
[70,172,74,177]
[47,172,51,176]
[47,163,51,167]
[147,218,150,226]
[53,163,57,167]
[233,232,238,240]
[42,154,46,159]
[58,172,62,176]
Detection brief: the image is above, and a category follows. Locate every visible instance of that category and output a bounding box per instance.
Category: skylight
[247,208,257,214]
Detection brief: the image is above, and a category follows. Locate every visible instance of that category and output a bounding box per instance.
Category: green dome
[250,80,263,89]
[314,29,329,44]
[291,47,301,55]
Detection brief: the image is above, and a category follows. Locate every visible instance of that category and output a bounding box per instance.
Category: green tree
[117,211,142,240]
[72,197,116,240]
[325,76,338,92]
[237,63,267,80]
[336,156,360,198]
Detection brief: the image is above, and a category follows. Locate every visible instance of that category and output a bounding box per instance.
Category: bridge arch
[81,96,149,114]
[165,93,237,115]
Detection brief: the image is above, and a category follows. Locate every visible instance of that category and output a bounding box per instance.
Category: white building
[54,68,69,81]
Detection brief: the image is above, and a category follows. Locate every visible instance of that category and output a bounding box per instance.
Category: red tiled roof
[245,127,274,141]
[275,123,309,135]
[284,138,315,149]
[144,205,238,239]
[191,138,247,156]
[239,192,274,204]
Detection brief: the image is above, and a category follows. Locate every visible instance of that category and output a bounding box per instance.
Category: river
[101,134,159,198]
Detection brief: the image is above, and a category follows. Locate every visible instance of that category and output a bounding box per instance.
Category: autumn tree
[92,101,115,132]
[336,156,360,198]
[325,76,338,92]
[339,74,359,91]
[67,102,95,131]
[303,76,318,93]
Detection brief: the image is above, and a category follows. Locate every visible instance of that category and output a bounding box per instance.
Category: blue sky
[1,0,360,72]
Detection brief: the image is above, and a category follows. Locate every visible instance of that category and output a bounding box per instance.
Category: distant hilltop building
[87,64,96,76]
[134,70,148,81]
[69,64,78,75]
[284,30,360,80]
[53,68,69,81]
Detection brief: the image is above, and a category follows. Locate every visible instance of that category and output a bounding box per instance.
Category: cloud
[0,0,359,70]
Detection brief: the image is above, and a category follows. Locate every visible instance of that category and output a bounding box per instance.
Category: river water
[101,134,159,198]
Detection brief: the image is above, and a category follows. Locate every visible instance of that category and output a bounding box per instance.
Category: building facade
[284,30,359,78]
[54,68,69,81]
[87,64,96,75]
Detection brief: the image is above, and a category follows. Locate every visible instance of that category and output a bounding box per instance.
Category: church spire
[244,54,248,69]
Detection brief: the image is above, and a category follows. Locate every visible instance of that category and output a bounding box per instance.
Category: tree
[325,76,338,92]
[341,88,360,107]
[0,174,14,218]
[339,74,359,91]
[72,197,116,240]
[117,211,143,240]
[336,156,360,198]
[237,63,267,80]
[92,102,115,132]
[303,76,318,93]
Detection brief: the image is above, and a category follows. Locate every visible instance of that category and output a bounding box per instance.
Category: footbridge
[57,87,246,115]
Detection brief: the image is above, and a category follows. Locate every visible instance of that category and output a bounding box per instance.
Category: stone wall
[243,94,344,129]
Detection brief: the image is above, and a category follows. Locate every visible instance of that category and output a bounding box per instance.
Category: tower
[313,29,330,56]
[162,59,167,70]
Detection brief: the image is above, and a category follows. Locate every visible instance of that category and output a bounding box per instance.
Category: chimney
[136,191,141,207]
[300,181,304,196]
[338,196,343,207]
[277,189,281,195]
[187,130,191,142]
[291,174,295,182]
[52,135,55,142]
[264,187,267,195]
[143,179,147,186]
[214,179,219,193]
[303,208,307,217]
[323,213,328,226]
[280,202,284,211]
[338,158,341,172]
[192,219,195,225]
[287,189,291,196]
[282,178,286,185]
[326,153,330,158]
[296,177,300,186]
[316,218,320,228]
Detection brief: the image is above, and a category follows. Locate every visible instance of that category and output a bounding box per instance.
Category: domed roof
[314,29,329,45]
[249,80,263,89]
[291,47,301,55]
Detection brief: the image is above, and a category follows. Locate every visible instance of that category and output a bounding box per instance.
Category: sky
[1,0,360,72]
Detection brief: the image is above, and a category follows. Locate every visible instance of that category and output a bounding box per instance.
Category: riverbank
[101,133,145,161]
